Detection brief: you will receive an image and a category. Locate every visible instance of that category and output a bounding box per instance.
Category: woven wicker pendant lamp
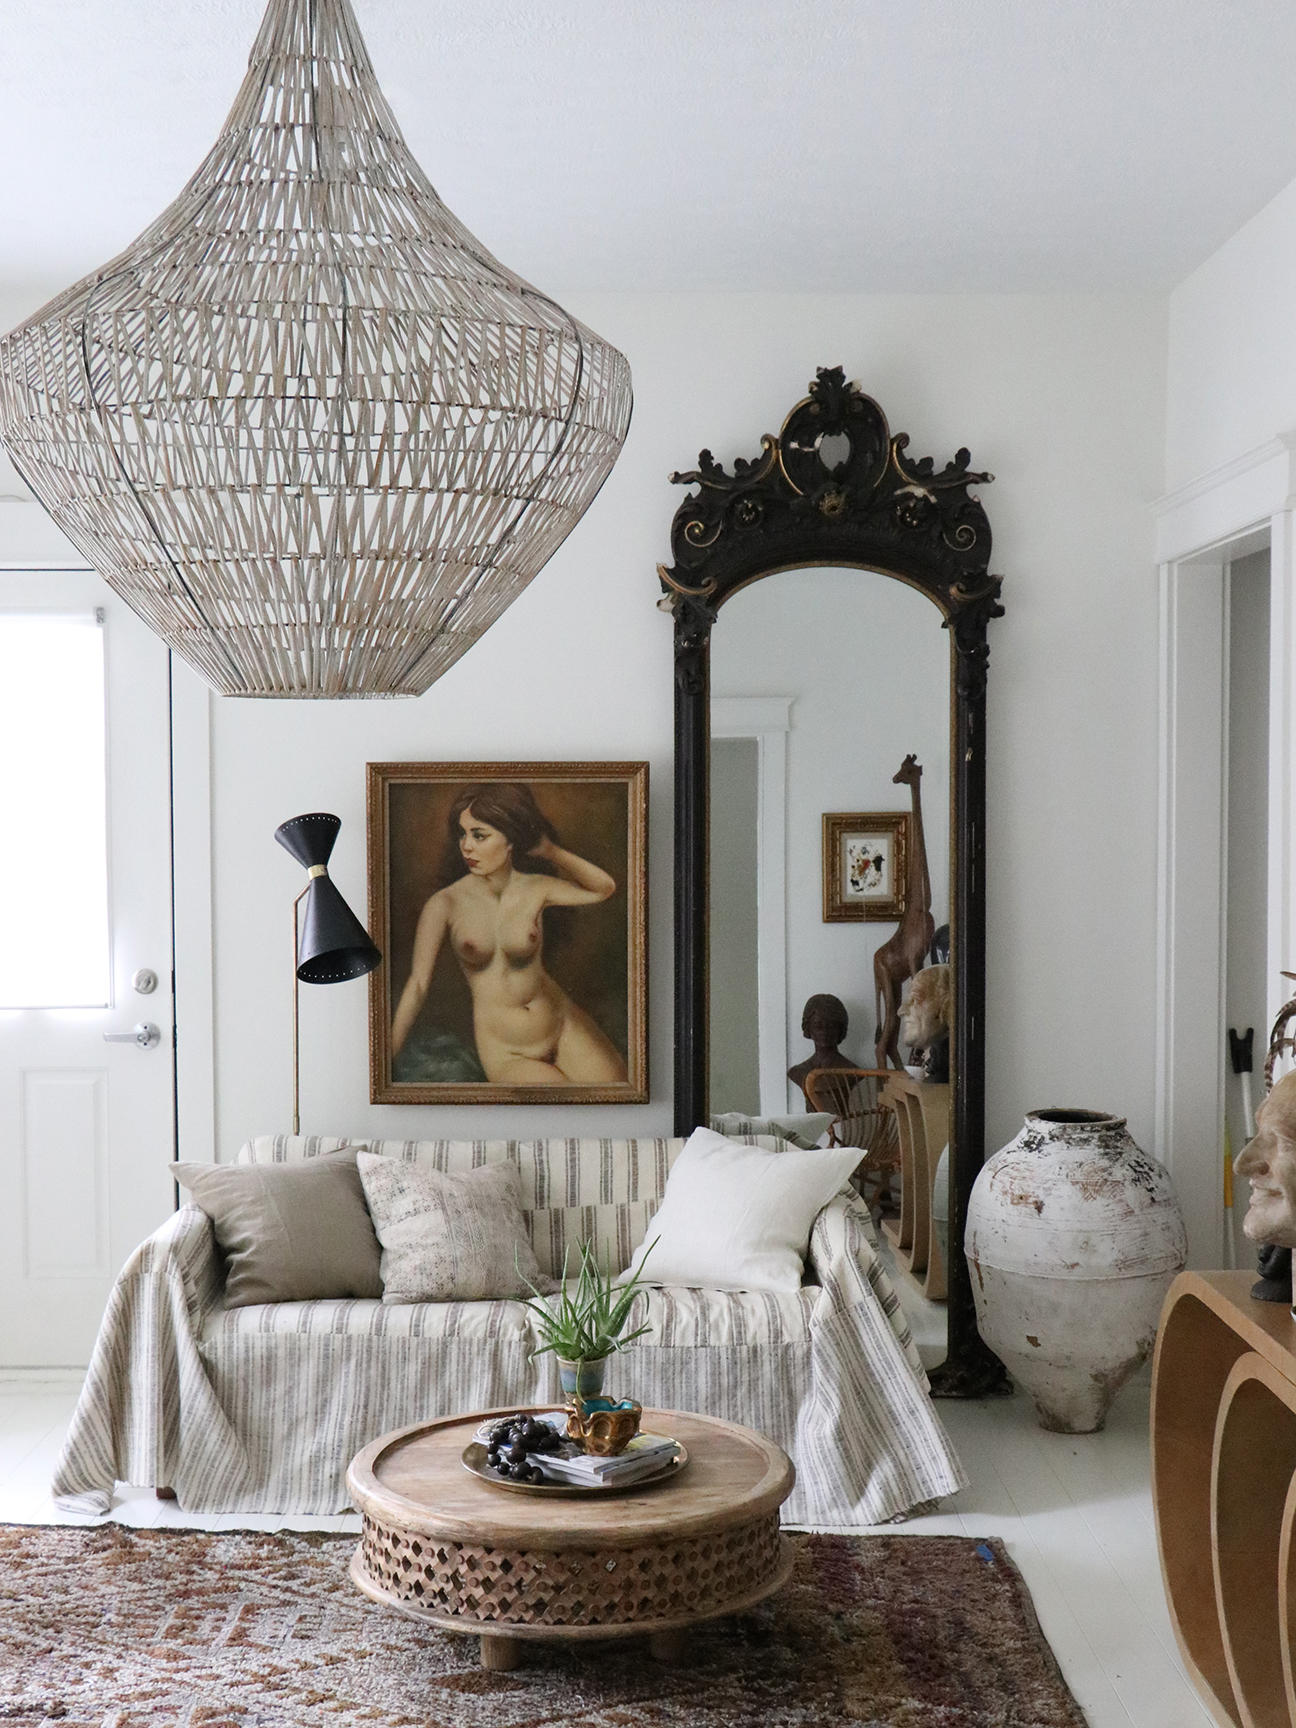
[0,0,632,698]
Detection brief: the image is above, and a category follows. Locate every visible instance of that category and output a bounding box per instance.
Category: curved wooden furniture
[347,1405,795,1670]
[881,1074,950,1301]
[804,1066,899,1208]
[1152,1271,1296,1727]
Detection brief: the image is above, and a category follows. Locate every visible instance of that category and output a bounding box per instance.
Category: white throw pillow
[618,1126,859,1293]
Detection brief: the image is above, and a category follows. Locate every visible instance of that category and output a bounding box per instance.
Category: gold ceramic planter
[565,1397,643,1456]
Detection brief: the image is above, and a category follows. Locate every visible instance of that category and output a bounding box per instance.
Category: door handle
[103,1022,161,1049]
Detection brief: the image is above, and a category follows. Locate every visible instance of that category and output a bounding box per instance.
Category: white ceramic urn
[966,1108,1187,1433]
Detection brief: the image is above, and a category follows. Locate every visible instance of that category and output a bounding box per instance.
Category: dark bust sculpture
[788,993,857,1102]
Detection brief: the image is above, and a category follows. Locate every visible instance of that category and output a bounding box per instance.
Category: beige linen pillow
[617,1125,859,1293]
[357,1154,558,1304]
[172,1149,383,1307]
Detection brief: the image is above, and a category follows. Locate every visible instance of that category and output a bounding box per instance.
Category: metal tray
[461,1439,687,1498]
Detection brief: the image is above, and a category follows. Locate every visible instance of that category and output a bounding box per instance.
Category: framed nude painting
[822,810,909,922]
[368,762,648,1104]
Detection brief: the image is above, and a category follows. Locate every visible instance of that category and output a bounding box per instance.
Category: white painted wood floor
[0,1356,1210,1728]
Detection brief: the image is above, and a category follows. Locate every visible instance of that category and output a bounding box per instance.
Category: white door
[0,569,176,1365]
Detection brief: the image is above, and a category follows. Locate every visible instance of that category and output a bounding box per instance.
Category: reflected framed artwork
[822,811,909,923]
[368,762,648,1103]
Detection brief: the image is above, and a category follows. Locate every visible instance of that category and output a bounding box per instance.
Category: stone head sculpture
[1236,1070,1296,1249]
[900,964,951,1052]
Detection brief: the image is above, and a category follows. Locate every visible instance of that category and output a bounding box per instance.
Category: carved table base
[347,1406,796,1668]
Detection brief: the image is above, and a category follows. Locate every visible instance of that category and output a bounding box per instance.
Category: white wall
[208,293,1168,1157]
[1167,176,1296,490]
[712,566,950,1086]
[1161,172,1296,1261]
[0,288,1169,1161]
[0,288,90,567]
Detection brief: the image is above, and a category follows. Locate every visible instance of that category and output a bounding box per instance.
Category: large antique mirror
[658,368,1007,1396]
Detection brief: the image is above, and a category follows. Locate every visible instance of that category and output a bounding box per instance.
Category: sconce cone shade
[0,0,632,700]
[275,812,381,983]
[275,811,341,872]
[296,878,382,983]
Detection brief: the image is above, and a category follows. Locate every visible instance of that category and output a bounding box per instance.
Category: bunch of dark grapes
[485,1415,564,1484]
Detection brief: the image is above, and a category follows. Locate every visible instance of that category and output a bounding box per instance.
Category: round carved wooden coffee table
[346,1405,795,1670]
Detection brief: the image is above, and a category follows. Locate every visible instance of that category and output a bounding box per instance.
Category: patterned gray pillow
[356,1154,558,1304]
[709,1112,832,1149]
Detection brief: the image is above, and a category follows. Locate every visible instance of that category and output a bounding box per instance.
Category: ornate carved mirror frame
[658,367,1008,1395]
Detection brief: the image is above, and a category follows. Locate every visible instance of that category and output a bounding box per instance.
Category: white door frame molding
[1156,550,1228,1268]
[170,659,216,1163]
[1269,504,1296,1041]
[711,696,792,1116]
[1154,435,1296,1265]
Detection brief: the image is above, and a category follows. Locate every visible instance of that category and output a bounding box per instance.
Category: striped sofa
[52,1134,967,1526]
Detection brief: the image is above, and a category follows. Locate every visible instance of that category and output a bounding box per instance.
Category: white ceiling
[3,0,1296,296]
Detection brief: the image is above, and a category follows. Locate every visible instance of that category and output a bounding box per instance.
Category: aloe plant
[520,1236,659,1365]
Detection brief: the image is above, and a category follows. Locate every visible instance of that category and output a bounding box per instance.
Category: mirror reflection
[709,564,952,1361]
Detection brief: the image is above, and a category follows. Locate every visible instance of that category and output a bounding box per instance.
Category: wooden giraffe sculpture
[873,754,935,1069]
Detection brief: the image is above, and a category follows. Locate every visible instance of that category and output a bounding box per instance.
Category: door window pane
[0,613,110,1007]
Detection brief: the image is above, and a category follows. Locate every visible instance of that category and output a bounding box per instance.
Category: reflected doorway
[709,737,760,1113]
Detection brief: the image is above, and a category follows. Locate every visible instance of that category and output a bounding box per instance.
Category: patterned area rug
[0,1525,1088,1726]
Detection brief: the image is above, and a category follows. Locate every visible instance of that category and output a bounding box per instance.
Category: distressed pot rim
[1024,1107,1128,1132]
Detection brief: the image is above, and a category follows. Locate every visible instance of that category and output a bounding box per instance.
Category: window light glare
[0,614,110,1007]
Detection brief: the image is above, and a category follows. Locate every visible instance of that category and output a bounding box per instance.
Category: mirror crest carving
[659,368,1004,696]
[659,367,1008,1397]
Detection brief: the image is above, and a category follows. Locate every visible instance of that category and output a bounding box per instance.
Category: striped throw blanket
[52,1135,966,1526]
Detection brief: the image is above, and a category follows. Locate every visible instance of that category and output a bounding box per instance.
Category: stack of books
[533,1432,678,1488]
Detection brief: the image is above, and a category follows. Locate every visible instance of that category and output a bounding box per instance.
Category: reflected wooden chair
[879,1071,951,1301]
[803,1066,901,1212]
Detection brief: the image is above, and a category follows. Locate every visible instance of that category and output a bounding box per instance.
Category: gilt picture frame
[368,761,648,1104]
[822,811,909,923]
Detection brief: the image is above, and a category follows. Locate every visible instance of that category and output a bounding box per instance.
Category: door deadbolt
[132,968,159,995]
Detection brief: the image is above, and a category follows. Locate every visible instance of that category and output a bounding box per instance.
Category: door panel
[0,569,175,1365]
[22,1069,109,1276]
